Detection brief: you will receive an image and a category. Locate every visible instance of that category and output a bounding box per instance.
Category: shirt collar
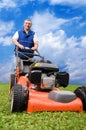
[23,28,31,34]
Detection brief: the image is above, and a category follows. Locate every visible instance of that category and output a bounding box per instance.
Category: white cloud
[0,0,35,9]
[31,11,82,36]
[0,36,12,46]
[79,22,86,28]
[39,31,86,84]
[0,56,15,83]
[31,11,86,84]
[81,36,86,47]
[0,21,14,36]
[38,30,66,50]
[0,0,86,11]
[49,0,86,6]
[31,11,69,35]
[0,0,16,9]
[66,59,86,84]
[0,21,14,46]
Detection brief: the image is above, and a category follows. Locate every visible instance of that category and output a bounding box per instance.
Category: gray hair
[24,19,32,23]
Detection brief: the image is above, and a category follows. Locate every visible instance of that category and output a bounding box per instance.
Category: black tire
[9,74,16,89]
[74,86,86,111]
[9,74,16,100]
[11,84,29,112]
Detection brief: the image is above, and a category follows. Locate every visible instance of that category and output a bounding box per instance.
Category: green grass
[0,84,86,130]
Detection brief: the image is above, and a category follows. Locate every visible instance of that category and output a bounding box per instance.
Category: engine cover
[56,72,69,87]
[41,74,55,90]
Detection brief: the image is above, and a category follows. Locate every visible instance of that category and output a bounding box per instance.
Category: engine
[29,61,69,90]
[41,74,55,90]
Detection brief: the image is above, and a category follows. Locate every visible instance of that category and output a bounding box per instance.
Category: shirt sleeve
[12,31,19,40]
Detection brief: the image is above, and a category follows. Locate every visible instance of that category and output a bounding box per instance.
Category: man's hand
[12,39,24,49]
[31,42,38,50]
[31,47,36,50]
[18,44,24,49]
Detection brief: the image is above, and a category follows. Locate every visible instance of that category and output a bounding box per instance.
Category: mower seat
[48,90,77,103]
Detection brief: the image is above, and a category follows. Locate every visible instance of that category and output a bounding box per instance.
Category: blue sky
[0,0,86,85]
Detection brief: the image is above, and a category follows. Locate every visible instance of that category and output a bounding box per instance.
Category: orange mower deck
[26,88,83,113]
[17,76,83,113]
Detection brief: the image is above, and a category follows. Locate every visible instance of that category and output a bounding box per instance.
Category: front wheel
[11,84,29,112]
[74,86,86,111]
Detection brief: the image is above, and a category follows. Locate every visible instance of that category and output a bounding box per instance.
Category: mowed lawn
[0,83,86,130]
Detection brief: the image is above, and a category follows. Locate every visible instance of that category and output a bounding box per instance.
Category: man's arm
[12,31,24,49]
[31,41,38,50]
[31,33,38,50]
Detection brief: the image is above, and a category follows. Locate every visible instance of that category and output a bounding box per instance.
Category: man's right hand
[12,39,24,49]
[18,44,24,49]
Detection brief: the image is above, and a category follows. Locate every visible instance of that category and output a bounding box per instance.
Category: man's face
[24,20,32,30]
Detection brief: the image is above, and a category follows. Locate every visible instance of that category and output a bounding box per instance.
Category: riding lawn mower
[9,47,86,113]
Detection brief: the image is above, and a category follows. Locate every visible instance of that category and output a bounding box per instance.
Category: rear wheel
[11,84,29,112]
[9,74,16,88]
[74,86,86,111]
[9,74,16,100]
